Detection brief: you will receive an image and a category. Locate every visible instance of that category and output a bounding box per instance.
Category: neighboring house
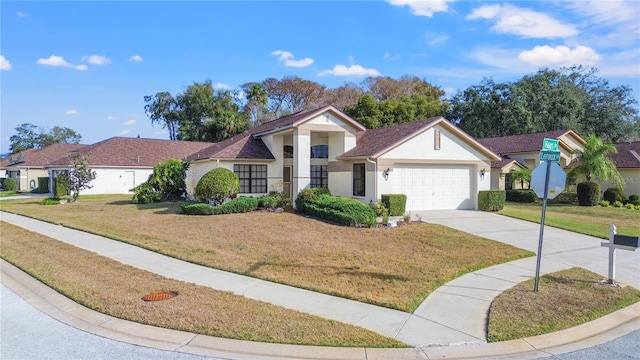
[186,105,500,211]
[45,137,213,195]
[599,141,640,197]
[477,130,586,190]
[0,144,86,191]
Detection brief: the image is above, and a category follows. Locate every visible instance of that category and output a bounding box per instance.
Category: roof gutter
[252,123,294,139]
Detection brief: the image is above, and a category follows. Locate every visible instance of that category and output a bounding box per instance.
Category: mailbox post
[601,225,640,284]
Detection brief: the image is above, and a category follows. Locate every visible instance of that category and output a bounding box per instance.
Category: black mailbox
[613,234,640,248]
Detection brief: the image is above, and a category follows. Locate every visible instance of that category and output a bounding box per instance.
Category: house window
[434,129,441,150]
[353,163,365,197]
[310,165,328,188]
[234,164,267,193]
[310,145,328,159]
[283,145,293,158]
[505,172,513,190]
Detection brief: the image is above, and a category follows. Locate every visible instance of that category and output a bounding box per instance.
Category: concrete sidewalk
[1,209,639,359]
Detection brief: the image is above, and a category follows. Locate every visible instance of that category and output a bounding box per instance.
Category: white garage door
[393,165,474,210]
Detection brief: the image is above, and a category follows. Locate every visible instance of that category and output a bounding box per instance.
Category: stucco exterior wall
[81,168,152,195]
[598,168,640,197]
[9,168,48,191]
[382,126,489,161]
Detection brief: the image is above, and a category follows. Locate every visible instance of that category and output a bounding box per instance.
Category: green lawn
[500,202,640,239]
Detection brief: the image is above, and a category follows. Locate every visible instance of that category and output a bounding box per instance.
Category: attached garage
[393,164,474,210]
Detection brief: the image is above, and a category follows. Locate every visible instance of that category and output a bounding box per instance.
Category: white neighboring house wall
[49,167,152,195]
[598,169,640,198]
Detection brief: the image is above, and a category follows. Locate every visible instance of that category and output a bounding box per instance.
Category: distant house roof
[1,144,87,169]
[490,157,525,170]
[477,129,582,154]
[340,116,500,160]
[188,105,365,161]
[46,137,213,168]
[611,141,640,168]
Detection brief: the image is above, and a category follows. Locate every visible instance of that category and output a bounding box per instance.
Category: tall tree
[242,83,270,126]
[567,134,624,188]
[201,90,249,142]
[9,123,82,154]
[144,92,180,140]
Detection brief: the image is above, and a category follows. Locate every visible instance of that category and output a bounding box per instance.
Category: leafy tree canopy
[9,123,82,154]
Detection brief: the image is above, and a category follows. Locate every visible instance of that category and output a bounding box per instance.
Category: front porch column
[293,128,311,202]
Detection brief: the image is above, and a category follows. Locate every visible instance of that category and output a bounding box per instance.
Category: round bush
[194,168,240,204]
[577,181,600,206]
[603,188,625,204]
[628,194,639,202]
[2,178,17,191]
[295,187,331,212]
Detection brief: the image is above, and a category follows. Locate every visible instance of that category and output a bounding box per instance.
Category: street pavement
[1,207,639,359]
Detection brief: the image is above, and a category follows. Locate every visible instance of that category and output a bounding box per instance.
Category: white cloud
[384,52,401,60]
[119,129,131,135]
[123,119,136,126]
[37,55,88,71]
[107,115,116,120]
[467,4,578,38]
[0,55,12,70]
[467,47,528,70]
[214,83,231,89]
[17,11,28,18]
[129,55,143,62]
[386,0,453,17]
[65,109,79,115]
[519,45,601,67]
[425,32,450,46]
[318,64,381,77]
[82,55,111,65]
[270,50,314,67]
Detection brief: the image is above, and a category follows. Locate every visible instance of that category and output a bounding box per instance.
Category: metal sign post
[533,160,551,292]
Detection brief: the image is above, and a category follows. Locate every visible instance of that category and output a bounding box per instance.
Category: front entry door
[283,166,292,198]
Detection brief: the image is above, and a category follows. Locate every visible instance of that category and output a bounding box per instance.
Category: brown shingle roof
[341,117,443,158]
[1,144,87,169]
[47,137,213,167]
[477,129,573,154]
[611,141,640,168]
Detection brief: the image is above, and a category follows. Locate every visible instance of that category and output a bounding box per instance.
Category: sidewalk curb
[2,259,638,360]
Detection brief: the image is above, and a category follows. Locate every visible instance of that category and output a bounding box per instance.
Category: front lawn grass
[487,267,640,342]
[0,190,18,197]
[0,222,405,347]
[500,202,640,239]
[0,195,532,312]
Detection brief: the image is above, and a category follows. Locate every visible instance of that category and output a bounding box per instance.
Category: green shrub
[181,202,215,215]
[268,190,291,208]
[303,194,375,227]
[132,183,162,204]
[2,178,17,191]
[42,197,61,205]
[577,182,600,206]
[194,168,240,205]
[216,196,258,214]
[370,202,387,217]
[629,194,639,202]
[257,195,278,209]
[34,177,49,193]
[381,194,407,216]
[612,200,623,208]
[636,204,640,211]
[548,192,578,205]
[505,189,537,203]
[599,200,610,207]
[625,203,635,210]
[381,207,390,225]
[478,190,505,211]
[603,188,625,203]
[54,177,68,197]
[295,187,331,212]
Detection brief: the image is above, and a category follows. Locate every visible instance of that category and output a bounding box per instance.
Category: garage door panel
[393,165,474,211]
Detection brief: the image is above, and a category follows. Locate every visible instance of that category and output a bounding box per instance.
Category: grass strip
[487,267,640,342]
[0,221,407,348]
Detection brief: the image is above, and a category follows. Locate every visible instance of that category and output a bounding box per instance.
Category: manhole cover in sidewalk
[142,291,178,302]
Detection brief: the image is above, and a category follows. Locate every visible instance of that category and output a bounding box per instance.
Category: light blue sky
[2,1,639,153]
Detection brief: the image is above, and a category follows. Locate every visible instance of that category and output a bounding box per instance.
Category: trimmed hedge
[257,195,278,209]
[35,177,49,193]
[548,192,578,205]
[381,194,407,216]
[478,190,506,211]
[577,182,600,206]
[603,188,625,203]
[194,168,240,204]
[303,194,375,227]
[181,196,259,215]
[54,177,68,197]
[2,178,17,191]
[505,189,537,203]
